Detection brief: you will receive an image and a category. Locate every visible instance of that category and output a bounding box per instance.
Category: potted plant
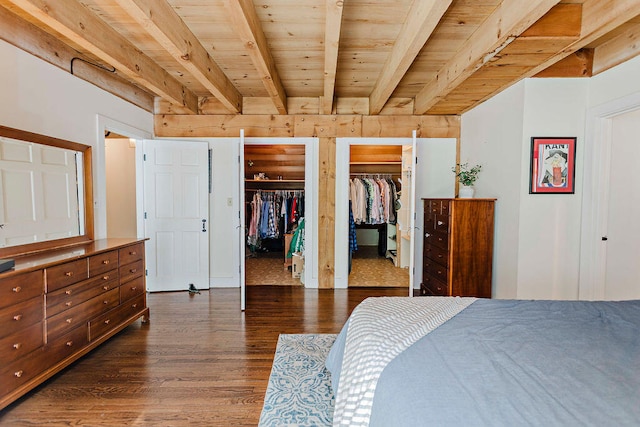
[452,162,482,198]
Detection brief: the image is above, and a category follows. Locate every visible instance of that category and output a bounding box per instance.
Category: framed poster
[529,137,576,194]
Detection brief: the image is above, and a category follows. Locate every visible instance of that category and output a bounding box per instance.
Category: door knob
[202,219,207,232]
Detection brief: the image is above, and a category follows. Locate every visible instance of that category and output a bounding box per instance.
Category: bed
[325,296,640,427]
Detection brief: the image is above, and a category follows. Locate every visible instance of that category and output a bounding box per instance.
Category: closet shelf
[245,179,304,183]
[349,161,401,165]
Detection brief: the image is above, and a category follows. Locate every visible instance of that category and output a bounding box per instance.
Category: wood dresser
[421,198,496,298]
[0,238,149,409]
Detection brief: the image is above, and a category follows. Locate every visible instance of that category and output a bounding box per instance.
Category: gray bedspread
[326,299,640,426]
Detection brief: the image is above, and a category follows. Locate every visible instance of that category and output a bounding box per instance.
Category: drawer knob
[103,300,109,304]
[102,276,110,280]
[12,286,21,293]
[437,254,443,258]
[103,285,110,290]
[425,233,430,237]
[65,290,73,295]
[65,301,72,307]
[66,341,73,347]
[130,251,137,255]
[13,343,21,350]
[104,319,110,325]
[65,271,73,277]
[13,314,22,321]
[66,318,73,324]
[132,303,138,308]
[130,268,137,273]
[131,286,137,291]
[14,370,23,378]
[102,260,110,265]
[437,221,443,225]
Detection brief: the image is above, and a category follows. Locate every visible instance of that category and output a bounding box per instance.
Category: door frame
[578,91,640,300]
[97,115,150,240]
[335,137,415,290]
[241,137,319,290]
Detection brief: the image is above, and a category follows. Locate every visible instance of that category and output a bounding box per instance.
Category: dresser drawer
[89,250,119,276]
[0,348,46,397]
[46,271,119,317]
[433,214,449,233]
[423,260,448,283]
[0,270,44,309]
[0,321,44,364]
[46,259,88,292]
[0,297,44,339]
[120,276,145,302]
[422,274,449,296]
[119,243,144,266]
[424,244,449,268]
[119,259,144,284]
[426,199,451,216]
[47,324,89,366]
[46,288,120,341]
[89,294,145,341]
[424,229,448,251]
[0,325,88,397]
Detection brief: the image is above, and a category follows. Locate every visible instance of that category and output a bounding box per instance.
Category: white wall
[0,40,153,239]
[460,83,525,299]
[461,57,640,300]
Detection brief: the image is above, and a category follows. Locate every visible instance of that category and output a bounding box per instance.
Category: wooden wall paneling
[155,114,294,137]
[293,115,362,137]
[361,115,460,138]
[244,144,306,181]
[318,137,336,288]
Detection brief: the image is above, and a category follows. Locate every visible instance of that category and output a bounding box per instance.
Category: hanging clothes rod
[245,188,305,193]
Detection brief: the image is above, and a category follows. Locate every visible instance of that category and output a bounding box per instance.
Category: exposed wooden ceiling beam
[322,0,344,115]
[428,4,583,114]
[534,49,594,78]
[0,6,154,112]
[524,0,640,81]
[113,0,242,113]
[369,0,452,115]
[413,0,560,115]
[593,21,640,75]
[6,0,198,113]
[226,0,287,114]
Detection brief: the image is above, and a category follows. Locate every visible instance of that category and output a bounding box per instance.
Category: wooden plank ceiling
[1,0,639,115]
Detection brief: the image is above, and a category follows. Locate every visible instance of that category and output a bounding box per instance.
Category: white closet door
[239,130,246,310]
[143,139,209,292]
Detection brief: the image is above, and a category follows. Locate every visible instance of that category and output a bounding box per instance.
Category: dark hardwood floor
[0,286,406,426]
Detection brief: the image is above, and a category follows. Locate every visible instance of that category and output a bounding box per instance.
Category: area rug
[259,334,337,427]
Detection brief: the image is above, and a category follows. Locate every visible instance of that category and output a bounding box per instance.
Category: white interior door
[239,130,246,310]
[143,139,209,292]
[602,109,640,300]
[408,130,417,296]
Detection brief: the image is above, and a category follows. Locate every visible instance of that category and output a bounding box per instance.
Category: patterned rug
[259,334,337,427]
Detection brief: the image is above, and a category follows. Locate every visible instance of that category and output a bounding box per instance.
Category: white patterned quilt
[332,296,476,427]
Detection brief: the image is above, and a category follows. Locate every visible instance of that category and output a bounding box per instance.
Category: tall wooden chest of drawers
[421,198,496,298]
[0,238,149,410]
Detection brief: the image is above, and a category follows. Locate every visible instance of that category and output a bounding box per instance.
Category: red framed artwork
[529,137,576,194]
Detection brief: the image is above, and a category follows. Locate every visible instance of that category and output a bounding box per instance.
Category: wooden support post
[318,137,336,288]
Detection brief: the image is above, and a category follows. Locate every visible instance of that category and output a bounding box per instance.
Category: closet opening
[348,145,410,288]
[244,144,306,287]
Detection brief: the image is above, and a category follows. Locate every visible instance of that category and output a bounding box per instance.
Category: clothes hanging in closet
[246,190,304,250]
[349,176,398,225]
